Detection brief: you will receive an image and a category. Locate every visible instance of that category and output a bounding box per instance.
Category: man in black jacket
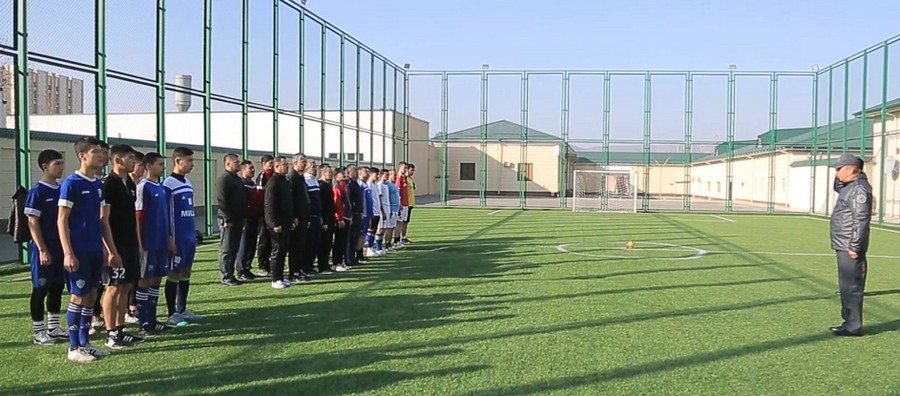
[288,154,311,281]
[255,155,275,276]
[317,165,336,274]
[216,153,248,286]
[829,153,873,337]
[346,164,364,266]
[302,160,325,277]
[264,156,296,289]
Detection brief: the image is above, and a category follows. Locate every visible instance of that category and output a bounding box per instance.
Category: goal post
[572,169,639,213]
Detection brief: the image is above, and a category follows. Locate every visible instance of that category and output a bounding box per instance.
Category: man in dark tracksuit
[237,160,263,281]
[317,166,336,274]
[255,155,275,276]
[346,165,364,266]
[215,154,248,286]
[288,155,310,281]
[264,156,296,287]
[302,161,324,277]
[829,153,872,337]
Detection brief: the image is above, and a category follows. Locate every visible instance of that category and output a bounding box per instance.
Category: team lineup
[20,136,416,363]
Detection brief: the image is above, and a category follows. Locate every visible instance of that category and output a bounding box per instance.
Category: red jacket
[333,182,349,222]
[245,179,265,219]
[396,174,409,206]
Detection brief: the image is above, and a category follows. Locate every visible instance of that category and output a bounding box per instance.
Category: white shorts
[381,212,398,229]
[400,206,413,223]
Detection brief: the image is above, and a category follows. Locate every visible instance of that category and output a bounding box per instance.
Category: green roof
[853,97,900,117]
[438,120,561,142]
[577,152,691,165]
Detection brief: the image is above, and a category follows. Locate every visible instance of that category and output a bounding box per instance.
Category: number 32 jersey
[163,174,196,244]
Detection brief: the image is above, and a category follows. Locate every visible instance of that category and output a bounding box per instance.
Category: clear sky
[4,0,899,150]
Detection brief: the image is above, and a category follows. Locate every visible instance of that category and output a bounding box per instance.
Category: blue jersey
[163,174,196,243]
[386,181,400,213]
[136,179,170,250]
[362,181,374,218]
[25,181,61,244]
[58,172,105,253]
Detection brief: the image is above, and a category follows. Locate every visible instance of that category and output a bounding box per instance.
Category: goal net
[572,170,638,213]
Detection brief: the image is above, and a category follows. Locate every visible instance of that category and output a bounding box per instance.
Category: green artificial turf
[1,209,900,395]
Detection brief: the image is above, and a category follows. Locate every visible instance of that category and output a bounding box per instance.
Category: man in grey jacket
[829,153,872,337]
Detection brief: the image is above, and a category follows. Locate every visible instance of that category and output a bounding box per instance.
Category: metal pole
[860,51,868,157]
[842,59,849,152]
[519,72,527,209]
[338,35,345,166]
[641,72,651,211]
[441,72,448,206]
[299,9,305,153]
[382,61,387,168]
[320,26,326,162]
[355,46,360,166]
[825,69,834,215]
[561,72,571,209]
[202,0,213,235]
[767,73,778,213]
[155,0,166,156]
[810,73,819,214]
[726,71,735,212]
[878,43,889,224]
[392,68,398,168]
[602,73,610,170]
[403,70,410,162]
[241,0,249,159]
[272,0,280,155]
[14,0,31,263]
[683,73,693,211]
[95,0,107,142]
[369,54,375,167]
[479,69,488,208]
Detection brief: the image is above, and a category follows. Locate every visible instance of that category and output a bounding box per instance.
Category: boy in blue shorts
[58,136,122,363]
[135,152,178,335]
[25,149,67,345]
[163,147,202,324]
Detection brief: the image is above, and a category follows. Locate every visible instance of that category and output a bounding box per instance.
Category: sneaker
[140,321,172,337]
[237,273,253,282]
[222,277,242,287]
[335,265,348,272]
[375,249,385,256]
[119,331,145,345]
[319,268,336,275]
[84,344,111,357]
[180,309,203,322]
[67,348,98,363]
[33,331,56,345]
[167,314,189,327]
[105,334,129,350]
[257,269,270,276]
[47,327,68,340]
[271,280,288,289]
[365,248,377,257]
[125,312,139,324]
[243,271,259,280]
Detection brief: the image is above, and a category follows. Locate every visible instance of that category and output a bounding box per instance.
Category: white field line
[710,215,736,223]
[487,210,501,216]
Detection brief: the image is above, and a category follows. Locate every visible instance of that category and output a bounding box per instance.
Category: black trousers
[304,216,322,273]
[349,213,363,265]
[269,228,290,282]
[332,222,348,266]
[836,250,867,332]
[289,215,308,276]
[257,220,272,273]
[236,218,259,273]
[218,218,243,280]
[319,220,335,271]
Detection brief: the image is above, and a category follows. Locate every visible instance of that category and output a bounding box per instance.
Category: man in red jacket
[331,168,352,272]
[236,159,265,281]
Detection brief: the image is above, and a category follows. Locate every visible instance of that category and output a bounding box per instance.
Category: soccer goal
[572,169,638,213]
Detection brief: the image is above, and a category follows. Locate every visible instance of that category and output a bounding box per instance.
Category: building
[0,65,84,122]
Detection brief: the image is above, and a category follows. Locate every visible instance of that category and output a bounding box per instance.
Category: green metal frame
[877,43,889,224]
[241,0,249,159]
[338,34,345,167]
[202,0,213,235]
[95,0,107,141]
[272,0,280,155]
[156,0,166,155]
[13,0,30,263]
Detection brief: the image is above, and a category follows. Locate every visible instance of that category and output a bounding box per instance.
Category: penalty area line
[710,214,736,223]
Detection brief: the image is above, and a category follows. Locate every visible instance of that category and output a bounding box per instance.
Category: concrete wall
[443,142,562,195]
[867,114,900,220]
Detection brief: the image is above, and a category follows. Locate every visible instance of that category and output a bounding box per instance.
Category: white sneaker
[271,280,288,289]
[67,348,98,363]
[335,265,348,272]
[167,313,188,327]
[84,344,110,358]
[366,248,377,257]
[33,331,55,345]
[125,312,139,324]
[375,249,385,256]
[180,309,204,321]
[47,327,68,340]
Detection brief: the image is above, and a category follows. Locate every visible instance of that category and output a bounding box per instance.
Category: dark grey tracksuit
[830,173,873,332]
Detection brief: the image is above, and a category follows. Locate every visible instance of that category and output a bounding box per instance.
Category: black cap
[832,153,863,169]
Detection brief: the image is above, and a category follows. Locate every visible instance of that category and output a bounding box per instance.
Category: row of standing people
[215,154,417,288]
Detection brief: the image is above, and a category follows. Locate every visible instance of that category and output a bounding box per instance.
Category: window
[517,163,533,181]
[716,182,721,193]
[327,153,339,160]
[459,162,476,180]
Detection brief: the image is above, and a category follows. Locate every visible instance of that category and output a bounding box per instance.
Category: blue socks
[66,302,81,350]
[135,287,149,328]
[148,287,160,324]
[366,231,375,248]
[375,235,383,251]
[79,306,93,347]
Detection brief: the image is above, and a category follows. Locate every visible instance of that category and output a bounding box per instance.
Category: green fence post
[641,72,651,211]
[338,35,345,166]
[369,54,375,167]
[299,9,305,153]
[810,72,819,214]
[14,0,31,263]
[382,61,387,168]
[825,68,834,215]
[479,69,488,208]
[241,0,249,159]
[860,51,868,157]
[393,68,398,169]
[355,46,360,166]
[561,72,571,209]
[602,73,611,170]
[202,0,213,235]
[725,71,735,213]
[95,0,107,142]
[403,71,409,163]
[156,0,166,156]
[441,71,449,207]
[878,43,889,224]
[320,26,326,162]
[842,59,849,152]
[272,0,280,155]
[683,73,693,211]
[519,72,528,209]
[767,73,778,214]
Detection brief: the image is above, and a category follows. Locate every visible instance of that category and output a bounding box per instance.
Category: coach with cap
[829,152,872,336]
